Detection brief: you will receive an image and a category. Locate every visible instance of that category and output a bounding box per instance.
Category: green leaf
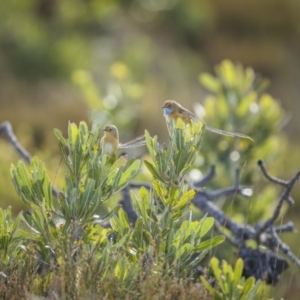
[118,159,141,187]
[173,150,188,175]
[175,118,186,130]
[53,128,64,142]
[200,276,216,295]
[17,160,32,192]
[175,128,185,150]
[153,180,166,204]
[236,91,257,117]
[131,187,151,220]
[112,165,126,191]
[132,217,145,249]
[98,205,121,223]
[219,59,236,87]
[114,259,126,280]
[114,232,131,249]
[144,130,158,161]
[166,228,175,255]
[139,186,150,211]
[119,209,130,229]
[110,215,123,234]
[199,73,220,92]
[241,277,255,300]
[195,235,225,252]
[210,257,225,293]
[180,151,197,174]
[186,250,208,269]
[233,258,244,286]
[69,122,78,145]
[77,179,95,219]
[199,217,214,238]
[112,156,128,169]
[144,160,168,184]
[244,280,263,300]
[175,243,192,261]
[173,190,195,210]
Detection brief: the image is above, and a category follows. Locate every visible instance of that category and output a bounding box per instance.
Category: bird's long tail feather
[119,135,146,149]
[205,125,253,141]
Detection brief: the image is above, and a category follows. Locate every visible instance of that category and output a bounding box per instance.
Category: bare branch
[0,121,31,163]
[193,191,256,241]
[119,186,138,225]
[255,163,300,237]
[192,161,300,270]
[238,246,289,284]
[193,167,252,201]
[269,226,300,268]
[258,160,288,187]
[0,121,60,197]
[274,221,295,233]
[193,166,216,187]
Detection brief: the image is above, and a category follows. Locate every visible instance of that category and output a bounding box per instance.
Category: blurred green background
[0,0,299,298]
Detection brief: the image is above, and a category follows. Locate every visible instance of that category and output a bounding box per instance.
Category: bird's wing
[178,103,195,118]
[205,125,253,141]
[119,135,146,149]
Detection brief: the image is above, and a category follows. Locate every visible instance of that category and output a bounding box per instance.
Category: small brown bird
[162,100,253,140]
[100,125,146,156]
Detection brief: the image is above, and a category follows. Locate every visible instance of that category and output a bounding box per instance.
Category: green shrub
[5,119,225,299]
[201,257,268,300]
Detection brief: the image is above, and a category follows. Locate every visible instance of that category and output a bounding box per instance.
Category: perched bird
[100,124,146,156]
[162,100,253,140]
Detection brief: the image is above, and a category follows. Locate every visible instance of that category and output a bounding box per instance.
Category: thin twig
[0,121,31,163]
[274,222,295,233]
[270,226,300,268]
[255,162,300,237]
[258,160,288,187]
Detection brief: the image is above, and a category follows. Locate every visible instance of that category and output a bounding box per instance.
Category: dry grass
[0,260,212,300]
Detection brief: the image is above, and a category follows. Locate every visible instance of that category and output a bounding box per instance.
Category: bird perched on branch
[100,125,146,156]
[162,100,253,140]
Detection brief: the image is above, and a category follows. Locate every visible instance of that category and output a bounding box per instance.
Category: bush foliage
[3,119,228,299]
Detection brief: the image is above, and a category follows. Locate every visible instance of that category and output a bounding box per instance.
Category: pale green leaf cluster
[201,257,269,300]
[106,118,225,278]
[198,59,287,223]
[10,121,141,257]
[144,119,204,186]
[0,207,23,265]
[109,187,224,279]
[199,60,284,160]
